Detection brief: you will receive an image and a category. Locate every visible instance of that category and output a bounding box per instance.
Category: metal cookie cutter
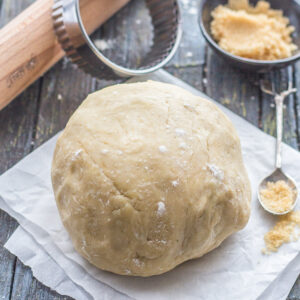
[52,0,182,80]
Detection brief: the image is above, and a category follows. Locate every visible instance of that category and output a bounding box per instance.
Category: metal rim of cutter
[52,0,182,80]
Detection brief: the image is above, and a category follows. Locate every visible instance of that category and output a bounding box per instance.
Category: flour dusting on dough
[157,201,166,216]
[179,142,187,149]
[74,149,82,156]
[159,145,168,153]
[175,128,186,137]
[207,164,224,181]
[172,180,179,187]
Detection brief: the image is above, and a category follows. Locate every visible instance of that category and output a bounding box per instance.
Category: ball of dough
[51,81,251,277]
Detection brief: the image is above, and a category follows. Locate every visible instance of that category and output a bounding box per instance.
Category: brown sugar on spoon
[260,180,296,214]
[210,0,297,60]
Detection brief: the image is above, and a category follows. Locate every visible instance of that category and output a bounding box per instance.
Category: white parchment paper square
[1,70,300,300]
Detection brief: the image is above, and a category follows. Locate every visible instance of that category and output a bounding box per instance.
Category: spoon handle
[275,94,283,169]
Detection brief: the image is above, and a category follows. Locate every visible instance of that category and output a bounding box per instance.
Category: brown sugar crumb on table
[263,211,300,253]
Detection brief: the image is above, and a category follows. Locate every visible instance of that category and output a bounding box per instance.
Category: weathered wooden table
[1,0,300,299]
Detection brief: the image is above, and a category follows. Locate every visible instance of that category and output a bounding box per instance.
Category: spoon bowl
[258,168,298,215]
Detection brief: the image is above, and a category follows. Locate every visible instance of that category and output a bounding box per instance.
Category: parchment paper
[1,70,300,300]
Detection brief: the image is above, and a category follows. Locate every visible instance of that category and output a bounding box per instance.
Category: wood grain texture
[205,50,260,126]
[0,81,40,299]
[166,0,206,68]
[261,67,298,150]
[0,209,18,300]
[293,61,300,150]
[0,1,41,299]
[35,59,96,147]
[165,65,204,92]
[11,259,70,300]
[0,0,63,109]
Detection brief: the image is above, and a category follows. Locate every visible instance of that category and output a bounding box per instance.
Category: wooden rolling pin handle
[0,0,129,110]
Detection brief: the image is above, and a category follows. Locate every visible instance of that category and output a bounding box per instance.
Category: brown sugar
[263,211,300,253]
[260,180,295,214]
[210,0,297,60]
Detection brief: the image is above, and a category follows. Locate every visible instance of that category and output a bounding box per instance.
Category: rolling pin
[0,0,130,110]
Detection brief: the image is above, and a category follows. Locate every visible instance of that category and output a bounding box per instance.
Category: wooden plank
[9,55,76,300]
[0,0,40,299]
[165,65,204,92]
[10,260,37,299]
[0,78,40,173]
[0,0,37,171]
[205,49,260,126]
[289,276,300,300]
[287,61,300,300]
[96,0,153,69]
[0,210,17,300]
[11,259,70,300]
[293,61,300,150]
[0,83,39,173]
[261,67,298,150]
[289,280,300,300]
[166,0,206,67]
[33,59,97,148]
[12,261,72,300]
[0,0,32,26]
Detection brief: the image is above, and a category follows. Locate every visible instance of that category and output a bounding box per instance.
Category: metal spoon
[258,80,298,215]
